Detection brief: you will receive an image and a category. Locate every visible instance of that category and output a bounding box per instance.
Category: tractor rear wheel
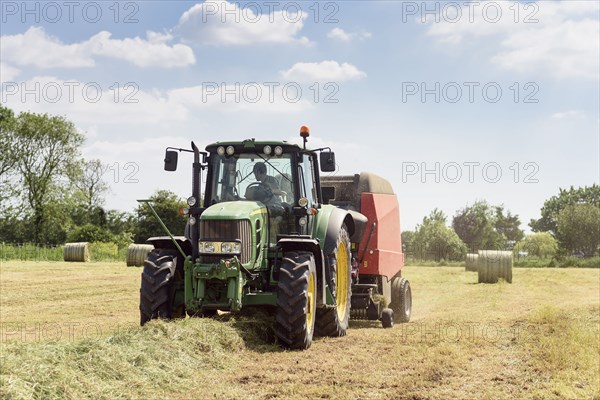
[391,277,411,323]
[140,249,184,325]
[275,251,317,349]
[316,226,352,337]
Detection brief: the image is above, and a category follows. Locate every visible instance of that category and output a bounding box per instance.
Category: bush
[88,242,120,261]
[68,224,115,243]
[557,256,600,268]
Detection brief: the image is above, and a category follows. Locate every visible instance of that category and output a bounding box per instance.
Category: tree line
[402,186,600,261]
[1,106,598,261]
[0,106,186,247]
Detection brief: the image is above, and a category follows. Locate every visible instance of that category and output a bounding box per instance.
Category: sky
[1,0,599,232]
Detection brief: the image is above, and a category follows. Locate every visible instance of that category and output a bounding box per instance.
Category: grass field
[1,262,598,399]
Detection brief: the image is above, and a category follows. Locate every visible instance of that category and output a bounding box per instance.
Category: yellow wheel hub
[307,271,315,330]
[335,242,349,321]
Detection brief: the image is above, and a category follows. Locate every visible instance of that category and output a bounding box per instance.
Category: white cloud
[176,0,310,46]
[425,1,600,79]
[327,28,372,42]
[1,76,311,128]
[1,76,189,125]
[168,83,313,113]
[552,110,586,119]
[0,27,195,69]
[0,62,20,82]
[88,31,195,68]
[0,27,95,68]
[281,61,367,82]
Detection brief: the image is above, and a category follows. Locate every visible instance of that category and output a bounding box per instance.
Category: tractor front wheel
[275,251,317,350]
[316,225,352,337]
[139,249,184,325]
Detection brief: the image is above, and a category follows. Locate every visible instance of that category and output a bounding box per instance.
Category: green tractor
[139,127,411,349]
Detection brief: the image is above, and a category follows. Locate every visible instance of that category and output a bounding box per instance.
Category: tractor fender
[278,237,327,306]
[146,236,193,257]
[322,207,365,255]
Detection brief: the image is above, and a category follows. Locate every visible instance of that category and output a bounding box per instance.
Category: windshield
[209,153,295,205]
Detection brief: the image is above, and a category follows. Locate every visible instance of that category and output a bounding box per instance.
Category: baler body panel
[358,192,403,279]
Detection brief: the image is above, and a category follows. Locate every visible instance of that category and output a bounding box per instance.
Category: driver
[253,162,280,193]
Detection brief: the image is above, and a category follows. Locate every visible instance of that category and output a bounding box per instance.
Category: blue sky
[1,0,598,232]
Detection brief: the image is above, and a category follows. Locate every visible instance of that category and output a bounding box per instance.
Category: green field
[1,262,598,399]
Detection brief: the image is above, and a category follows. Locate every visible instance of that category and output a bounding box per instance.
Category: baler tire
[315,225,352,337]
[391,277,412,323]
[275,251,317,350]
[139,249,183,325]
[381,308,394,328]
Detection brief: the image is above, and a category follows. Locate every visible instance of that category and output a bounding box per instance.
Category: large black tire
[315,226,352,337]
[381,308,394,328]
[139,249,184,325]
[391,276,412,323]
[275,251,317,350]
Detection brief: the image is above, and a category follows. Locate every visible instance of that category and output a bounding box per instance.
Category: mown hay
[477,250,512,283]
[465,253,478,272]
[126,244,154,267]
[63,242,90,262]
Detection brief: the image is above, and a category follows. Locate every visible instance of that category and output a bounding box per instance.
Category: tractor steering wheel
[246,182,274,202]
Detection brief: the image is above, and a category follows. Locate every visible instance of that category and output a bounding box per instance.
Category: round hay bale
[477,250,513,284]
[465,253,478,272]
[127,244,154,267]
[64,242,90,262]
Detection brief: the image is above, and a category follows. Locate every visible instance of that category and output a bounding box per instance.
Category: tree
[495,206,524,243]
[452,201,505,251]
[0,106,21,211]
[557,204,600,257]
[412,209,467,261]
[14,110,84,243]
[401,230,415,255]
[530,185,600,234]
[513,233,558,258]
[134,190,187,243]
[70,159,110,211]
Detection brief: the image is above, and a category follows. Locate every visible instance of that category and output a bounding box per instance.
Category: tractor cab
[203,140,323,243]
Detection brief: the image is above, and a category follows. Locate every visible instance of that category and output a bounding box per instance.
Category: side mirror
[320,151,336,172]
[164,150,178,171]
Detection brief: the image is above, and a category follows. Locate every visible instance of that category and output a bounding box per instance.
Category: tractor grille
[199,219,252,264]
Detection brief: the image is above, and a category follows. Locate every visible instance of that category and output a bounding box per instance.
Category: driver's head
[253,162,267,182]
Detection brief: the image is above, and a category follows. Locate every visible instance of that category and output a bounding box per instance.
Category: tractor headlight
[226,146,235,156]
[187,196,197,207]
[274,146,283,156]
[217,146,226,156]
[199,241,217,253]
[263,145,272,155]
[220,242,242,254]
[198,241,241,254]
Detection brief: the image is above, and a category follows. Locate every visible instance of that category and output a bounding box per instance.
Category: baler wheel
[139,249,184,325]
[381,308,394,328]
[315,226,352,337]
[391,277,412,323]
[275,251,317,350]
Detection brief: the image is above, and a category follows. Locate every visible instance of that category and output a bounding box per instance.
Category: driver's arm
[264,175,283,194]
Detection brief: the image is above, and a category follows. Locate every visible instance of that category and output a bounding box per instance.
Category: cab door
[297,153,318,235]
